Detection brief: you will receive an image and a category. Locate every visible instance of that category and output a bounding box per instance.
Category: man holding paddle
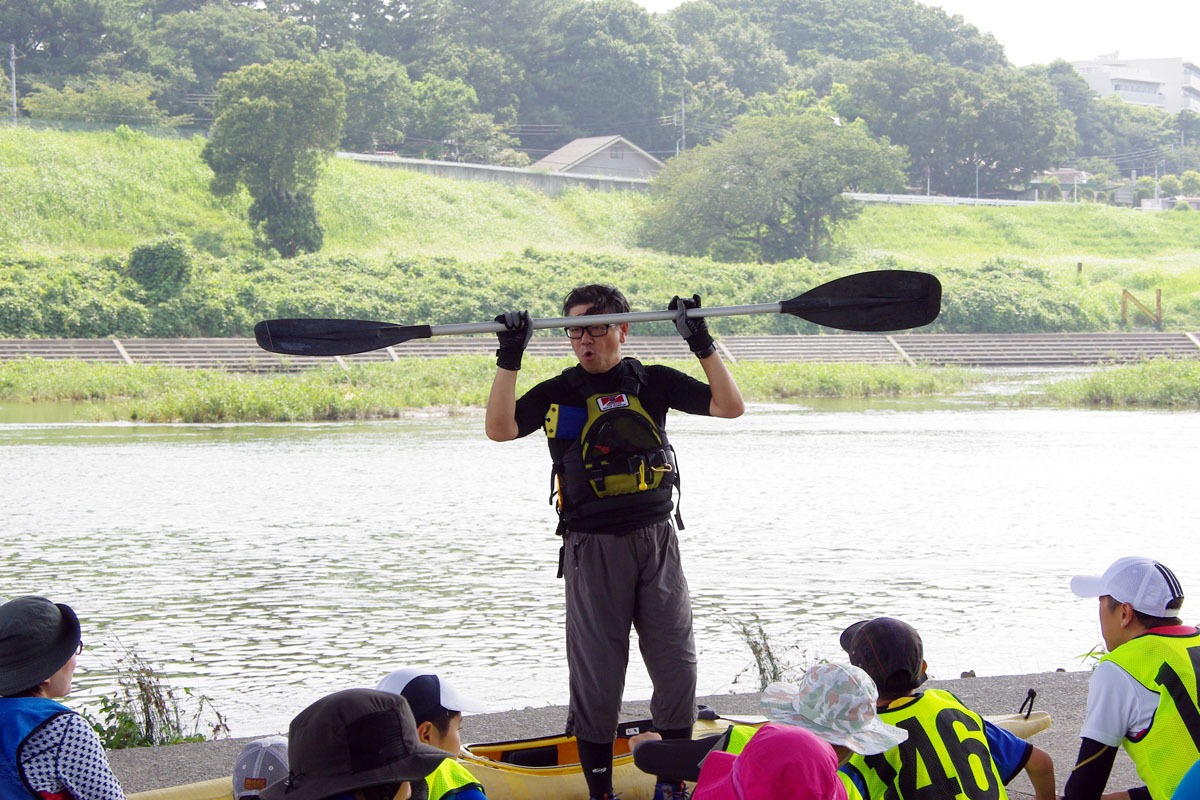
[485,285,744,800]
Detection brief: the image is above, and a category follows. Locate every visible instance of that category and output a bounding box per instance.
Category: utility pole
[9,44,17,125]
[680,97,685,152]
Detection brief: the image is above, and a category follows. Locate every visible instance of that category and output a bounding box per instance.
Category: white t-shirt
[1079,660,1162,747]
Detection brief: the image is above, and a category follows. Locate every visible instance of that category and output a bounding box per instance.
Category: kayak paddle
[254,269,941,357]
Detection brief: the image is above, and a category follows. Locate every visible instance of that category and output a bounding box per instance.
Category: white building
[1070,54,1200,114]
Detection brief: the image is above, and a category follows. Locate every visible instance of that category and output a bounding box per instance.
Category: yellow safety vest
[724,723,865,800]
[425,758,485,800]
[722,724,757,755]
[1102,628,1200,800]
[847,689,1008,800]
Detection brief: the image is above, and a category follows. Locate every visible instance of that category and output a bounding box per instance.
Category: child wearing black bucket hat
[839,617,1056,800]
[0,595,126,800]
[261,688,448,800]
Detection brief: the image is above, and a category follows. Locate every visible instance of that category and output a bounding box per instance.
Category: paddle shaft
[418,297,909,337]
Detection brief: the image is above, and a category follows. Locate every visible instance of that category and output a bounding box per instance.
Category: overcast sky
[637,0,1199,67]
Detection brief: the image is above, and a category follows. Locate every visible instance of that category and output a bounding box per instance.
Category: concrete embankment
[3,332,1200,371]
[107,670,1139,798]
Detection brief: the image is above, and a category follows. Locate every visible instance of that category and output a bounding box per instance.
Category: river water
[2,398,1199,737]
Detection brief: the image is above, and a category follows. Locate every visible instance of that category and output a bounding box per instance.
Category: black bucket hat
[840,617,928,695]
[0,596,81,697]
[262,689,448,800]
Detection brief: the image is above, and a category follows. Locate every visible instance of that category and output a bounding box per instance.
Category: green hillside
[0,126,647,260]
[3,126,1200,336]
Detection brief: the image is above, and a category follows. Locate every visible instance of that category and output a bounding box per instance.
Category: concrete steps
[1,333,1198,370]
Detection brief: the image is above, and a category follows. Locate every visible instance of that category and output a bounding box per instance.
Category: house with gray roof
[533,135,664,180]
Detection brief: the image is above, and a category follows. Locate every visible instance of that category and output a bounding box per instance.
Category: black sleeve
[648,365,712,417]
[514,377,556,438]
[632,734,725,782]
[1063,737,1118,800]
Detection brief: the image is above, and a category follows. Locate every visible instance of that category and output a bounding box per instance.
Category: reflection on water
[2,403,1199,736]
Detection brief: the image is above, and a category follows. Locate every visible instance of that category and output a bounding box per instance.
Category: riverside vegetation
[3,359,1198,422]
[0,358,980,422]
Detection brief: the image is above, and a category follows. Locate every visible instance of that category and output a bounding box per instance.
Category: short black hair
[424,707,459,736]
[1105,595,1183,628]
[562,284,629,316]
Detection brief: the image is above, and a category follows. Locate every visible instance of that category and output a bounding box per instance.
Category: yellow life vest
[723,723,864,800]
[1101,628,1200,799]
[847,689,1008,800]
[839,770,866,800]
[721,724,757,755]
[425,758,484,800]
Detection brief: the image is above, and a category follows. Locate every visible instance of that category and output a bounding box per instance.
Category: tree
[147,2,317,116]
[1159,174,1182,196]
[201,60,346,257]
[408,74,479,158]
[1083,95,1174,174]
[714,0,1005,68]
[843,53,1073,195]
[666,1,792,98]
[525,0,682,152]
[21,77,189,126]
[1182,170,1200,196]
[320,46,413,152]
[639,110,905,262]
[0,0,132,82]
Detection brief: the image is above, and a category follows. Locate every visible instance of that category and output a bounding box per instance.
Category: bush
[1183,170,1200,195]
[22,78,189,127]
[932,259,1112,333]
[1040,178,1062,201]
[81,641,228,748]
[1173,202,1192,212]
[126,235,193,302]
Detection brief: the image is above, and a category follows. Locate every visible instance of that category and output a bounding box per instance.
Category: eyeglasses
[75,641,84,656]
[565,324,615,339]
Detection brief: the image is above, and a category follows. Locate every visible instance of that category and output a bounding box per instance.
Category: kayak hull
[126,710,1052,800]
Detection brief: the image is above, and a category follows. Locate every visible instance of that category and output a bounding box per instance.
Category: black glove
[669,294,716,359]
[495,310,532,370]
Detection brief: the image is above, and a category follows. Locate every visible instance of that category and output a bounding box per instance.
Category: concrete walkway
[3,332,1200,371]
[107,670,1139,797]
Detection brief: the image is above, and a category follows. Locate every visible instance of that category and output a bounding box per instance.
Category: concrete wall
[338,152,651,195]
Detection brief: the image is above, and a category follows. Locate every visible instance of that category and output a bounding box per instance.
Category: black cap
[840,617,927,694]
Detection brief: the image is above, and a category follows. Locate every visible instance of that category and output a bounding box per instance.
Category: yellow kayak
[127,710,1052,800]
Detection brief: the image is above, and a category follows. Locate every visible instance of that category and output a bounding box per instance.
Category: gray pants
[563,519,698,742]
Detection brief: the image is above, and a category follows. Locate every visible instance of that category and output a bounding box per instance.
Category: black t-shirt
[514,358,713,532]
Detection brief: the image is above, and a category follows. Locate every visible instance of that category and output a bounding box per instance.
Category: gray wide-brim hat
[0,596,81,697]
[261,689,448,800]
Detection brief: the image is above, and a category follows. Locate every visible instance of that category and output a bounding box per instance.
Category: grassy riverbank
[1024,359,1200,408]
[6,357,1200,422]
[0,358,982,422]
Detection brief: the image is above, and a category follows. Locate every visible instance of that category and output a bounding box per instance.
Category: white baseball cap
[1071,557,1185,617]
[233,736,289,799]
[376,668,486,723]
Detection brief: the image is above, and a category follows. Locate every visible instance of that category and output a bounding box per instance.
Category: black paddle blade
[780,270,941,332]
[254,319,433,356]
